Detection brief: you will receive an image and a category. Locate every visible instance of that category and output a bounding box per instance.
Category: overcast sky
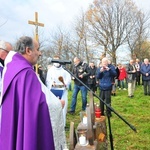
[0,0,150,44]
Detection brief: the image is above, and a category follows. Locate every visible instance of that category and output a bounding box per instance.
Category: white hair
[102,57,108,62]
[144,58,149,63]
[0,40,6,49]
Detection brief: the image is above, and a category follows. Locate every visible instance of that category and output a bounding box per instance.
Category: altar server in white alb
[46,55,71,127]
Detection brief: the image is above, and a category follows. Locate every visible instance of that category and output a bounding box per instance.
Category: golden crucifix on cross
[28,12,44,73]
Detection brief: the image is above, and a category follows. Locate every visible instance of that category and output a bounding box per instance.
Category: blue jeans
[70,84,87,111]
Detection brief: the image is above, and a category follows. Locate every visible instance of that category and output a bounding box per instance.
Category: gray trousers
[143,80,150,95]
[128,80,136,96]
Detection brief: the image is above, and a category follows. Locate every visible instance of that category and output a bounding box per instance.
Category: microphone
[51,59,72,65]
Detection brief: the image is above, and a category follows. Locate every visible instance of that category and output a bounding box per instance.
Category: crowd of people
[0,36,150,150]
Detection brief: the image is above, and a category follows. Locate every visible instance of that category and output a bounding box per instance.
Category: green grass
[66,85,150,150]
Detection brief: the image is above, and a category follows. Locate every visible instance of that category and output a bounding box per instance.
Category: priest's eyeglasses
[0,48,9,53]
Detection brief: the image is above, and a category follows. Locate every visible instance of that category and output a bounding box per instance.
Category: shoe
[128,96,132,98]
[67,110,75,114]
[114,93,116,96]
[131,95,134,97]
[123,88,127,90]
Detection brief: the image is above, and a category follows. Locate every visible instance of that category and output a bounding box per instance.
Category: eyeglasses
[0,48,9,53]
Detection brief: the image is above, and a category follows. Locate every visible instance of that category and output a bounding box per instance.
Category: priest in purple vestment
[0,36,55,150]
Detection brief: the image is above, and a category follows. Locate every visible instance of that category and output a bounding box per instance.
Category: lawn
[65,84,150,150]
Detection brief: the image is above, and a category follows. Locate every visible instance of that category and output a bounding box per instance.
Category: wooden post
[95,116,108,150]
[87,104,94,145]
[69,122,77,150]
[89,91,95,128]
[28,12,44,73]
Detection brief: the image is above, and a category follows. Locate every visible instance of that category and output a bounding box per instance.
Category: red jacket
[119,67,127,80]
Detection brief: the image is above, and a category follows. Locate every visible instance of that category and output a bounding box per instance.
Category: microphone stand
[61,64,136,150]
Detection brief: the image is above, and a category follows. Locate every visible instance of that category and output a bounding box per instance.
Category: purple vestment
[0,52,55,150]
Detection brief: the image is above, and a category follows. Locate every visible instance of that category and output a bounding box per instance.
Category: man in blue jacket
[140,58,150,95]
[97,57,117,116]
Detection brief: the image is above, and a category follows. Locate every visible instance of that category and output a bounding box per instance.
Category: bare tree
[72,10,101,64]
[72,10,89,61]
[127,11,150,61]
[0,16,7,28]
[134,41,150,61]
[46,26,74,60]
[86,0,144,64]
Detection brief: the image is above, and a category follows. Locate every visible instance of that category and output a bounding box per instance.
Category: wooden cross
[28,12,44,73]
